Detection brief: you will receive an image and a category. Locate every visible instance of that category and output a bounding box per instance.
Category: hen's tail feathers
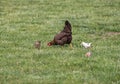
[65,20,71,31]
[65,20,69,25]
[65,20,71,26]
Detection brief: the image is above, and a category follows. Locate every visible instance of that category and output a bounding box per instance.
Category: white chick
[81,42,91,48]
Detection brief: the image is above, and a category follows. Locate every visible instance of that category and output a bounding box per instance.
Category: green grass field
[0,0,120,84]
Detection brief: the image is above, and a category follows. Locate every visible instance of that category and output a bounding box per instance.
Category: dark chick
[34,41,41,50]
[48,20,72,46]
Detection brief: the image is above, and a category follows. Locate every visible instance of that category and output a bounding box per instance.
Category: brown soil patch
[105,32,120,36]
[102,32,120,39]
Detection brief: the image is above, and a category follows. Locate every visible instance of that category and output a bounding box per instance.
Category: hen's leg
[70,43,73,49]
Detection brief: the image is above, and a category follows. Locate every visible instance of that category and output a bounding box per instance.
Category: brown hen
[48,20,72,46]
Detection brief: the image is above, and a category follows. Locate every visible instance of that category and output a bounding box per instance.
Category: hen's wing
[54,36,67,45]
[54,32,66,40]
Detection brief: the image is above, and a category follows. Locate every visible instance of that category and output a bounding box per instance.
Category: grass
[0,0,120,84]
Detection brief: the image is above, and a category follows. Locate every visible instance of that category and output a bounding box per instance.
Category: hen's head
[47,41,55,46]
[47,42,52,46]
